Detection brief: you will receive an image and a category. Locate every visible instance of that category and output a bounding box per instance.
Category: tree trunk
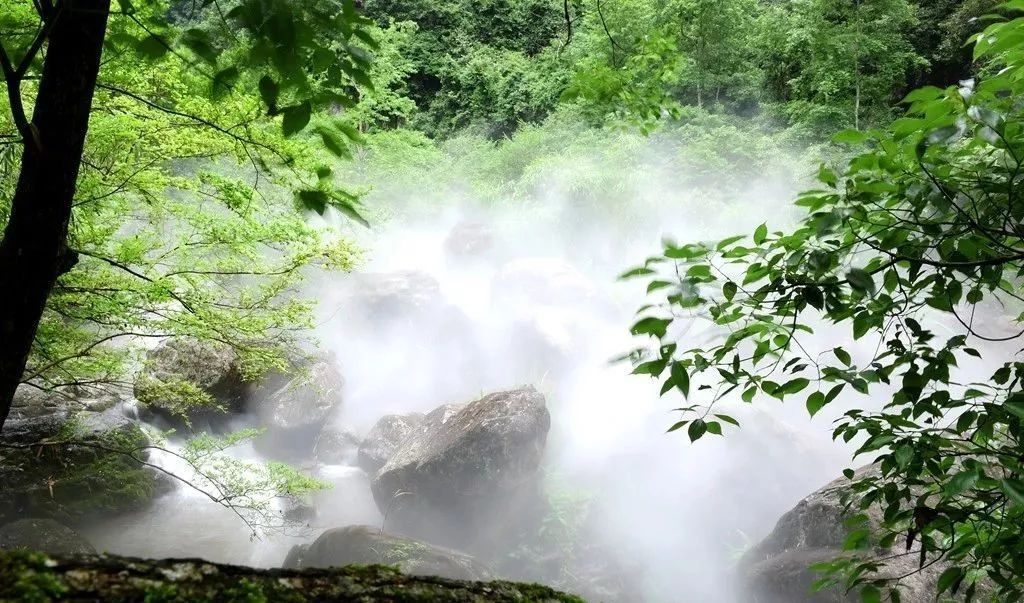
[0,0,111,429]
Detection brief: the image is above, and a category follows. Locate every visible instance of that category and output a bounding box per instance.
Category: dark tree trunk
[0,1,111,429]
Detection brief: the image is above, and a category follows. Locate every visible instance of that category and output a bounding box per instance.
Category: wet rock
[0,548,582,602]
[738,465,946,603]
[444,221,494,258]
[283,525,493,581]
[0,518,95,556]
[0,407,166,524]
[251,357,345,461]
[9,386,120,422]
[133,338,247,429]
[314,425,362,466]
[371,387,550,551]
[356,413,424,474]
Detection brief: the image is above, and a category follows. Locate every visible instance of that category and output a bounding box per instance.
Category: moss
[0,550,69,602]
[0,551,586,602]
[0,415,163,522]
[380,540,432,565]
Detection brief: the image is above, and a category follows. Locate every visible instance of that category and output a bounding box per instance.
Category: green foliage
[0,17,364,396]
[362,0,570,137]
[757,0,924,133]
[625,6,1024,600]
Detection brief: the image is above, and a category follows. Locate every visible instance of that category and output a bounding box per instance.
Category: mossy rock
[0,549,585,602]
[284,525,493,581]
[0,409,167,524]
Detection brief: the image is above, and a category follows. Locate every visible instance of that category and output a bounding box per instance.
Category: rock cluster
[370,387,550,553]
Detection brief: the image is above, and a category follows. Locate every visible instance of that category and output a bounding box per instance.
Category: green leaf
[832,129,868,144]
[671,362,690,398]
[714,413,740,427]
[297,189,328,215]
[316,126,351,158]
[211,66,239,98]
[806,391,826,417]
[860,585,881,603]
[631,317,671,338]
[723,281,737,301]
[946,470,979,496]
[753,223,768,245]
[620,267,656,279]
[1001,478,1024,506]
[666,420,688,433]
[834,348,852,366]
[281,102,312,137]
[687,419,707,442]
[259,76,279,114]
[136,35,168,59]
[937,567,964,594]
[846,268,875,295]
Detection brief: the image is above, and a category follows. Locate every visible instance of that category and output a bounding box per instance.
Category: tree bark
[0,0,111,429]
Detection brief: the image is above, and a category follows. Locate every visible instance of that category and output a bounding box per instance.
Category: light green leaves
[753,222,768,245]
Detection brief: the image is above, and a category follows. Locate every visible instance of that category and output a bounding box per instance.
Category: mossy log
[0,549,585,602]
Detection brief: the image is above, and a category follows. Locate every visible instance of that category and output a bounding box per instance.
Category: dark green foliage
[362,0,570,137]
[625,7,1024,600]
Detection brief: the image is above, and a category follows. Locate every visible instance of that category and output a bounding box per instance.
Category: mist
[81,120,880,601]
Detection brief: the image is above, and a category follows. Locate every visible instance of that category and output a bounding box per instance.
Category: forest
[0,0,1022,601]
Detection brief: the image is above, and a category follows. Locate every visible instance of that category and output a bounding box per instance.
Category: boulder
[0,407,167,524]
[0,518,95,556]
[134,338,247,429]
[8,386,118,422]
[251,357,345,460]
[283,525,493,581]
[0,548,582,602]
[356,412,424,474]
[738,466,946,603]
[314,425,362,466]
[444,221,494,258]
[371,387,550,551]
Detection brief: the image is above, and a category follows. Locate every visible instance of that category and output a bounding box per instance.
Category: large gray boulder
[251,356,345,460]
[739,466,946,603]
[0,406,167,524]
[371,387,550,551]
[356,412,424,473]
[314,425,362,466]
[444,221,494,258]
[134,338,247,429]
[283,525,493,581]
[0,518,95,555]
